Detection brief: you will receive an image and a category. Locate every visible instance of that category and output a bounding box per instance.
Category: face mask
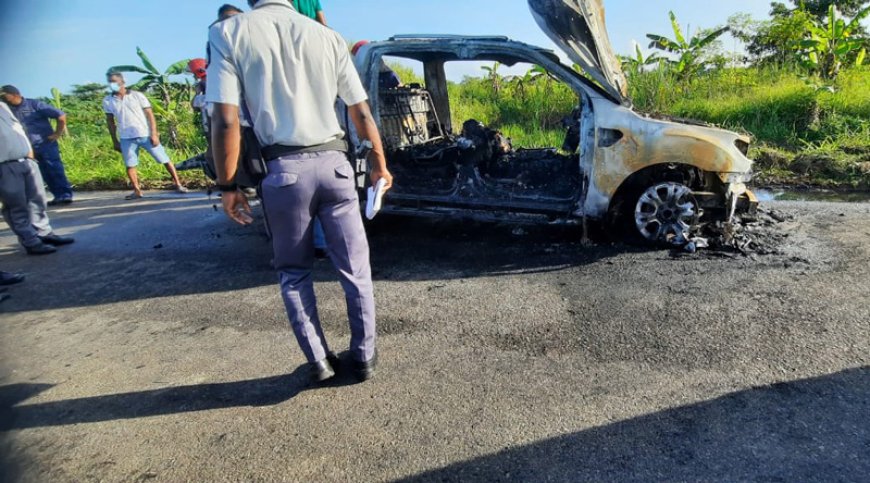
[109,82,121,93]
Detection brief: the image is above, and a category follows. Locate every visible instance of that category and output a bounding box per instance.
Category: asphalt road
[1,191,868,482]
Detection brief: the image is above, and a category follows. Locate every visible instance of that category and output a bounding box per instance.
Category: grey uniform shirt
[206,0,368,148]
[0,103,32,162]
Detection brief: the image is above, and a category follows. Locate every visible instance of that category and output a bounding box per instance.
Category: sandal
[125,192,145,200]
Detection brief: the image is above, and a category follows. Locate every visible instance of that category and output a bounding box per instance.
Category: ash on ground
[698,208,795,256]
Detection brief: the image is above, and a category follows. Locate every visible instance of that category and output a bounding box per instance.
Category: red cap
[188,58,208,79]
[351,40,369,56]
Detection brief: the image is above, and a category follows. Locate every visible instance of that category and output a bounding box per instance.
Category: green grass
[53,92,208,190]
[52,65,870,190]
[625,66,870,187]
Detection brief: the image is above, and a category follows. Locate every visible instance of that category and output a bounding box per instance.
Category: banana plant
[797,4,870,80]
[50,87,63,110]
[506,65,548,102]
[647,11,729,81]
[619,44,663,73]
[481,62,503,95]
[107,47,190,110]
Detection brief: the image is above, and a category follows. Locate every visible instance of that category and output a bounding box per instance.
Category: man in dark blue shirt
[1,85,74,205]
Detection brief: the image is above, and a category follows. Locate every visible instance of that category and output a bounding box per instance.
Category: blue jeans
[34,142,73,201]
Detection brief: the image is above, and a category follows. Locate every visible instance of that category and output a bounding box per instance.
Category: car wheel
[633,182,699,245]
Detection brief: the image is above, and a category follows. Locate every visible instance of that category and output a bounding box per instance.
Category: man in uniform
[207,0,392,383]
[1,85,75,205]
[0,102,74,255]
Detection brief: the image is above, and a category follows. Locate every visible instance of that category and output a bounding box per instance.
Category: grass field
[53,65,870,190]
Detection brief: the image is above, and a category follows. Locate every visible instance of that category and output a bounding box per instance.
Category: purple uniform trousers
[261,150,377,364]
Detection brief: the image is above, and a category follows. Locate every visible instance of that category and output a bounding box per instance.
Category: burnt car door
[367,48,588,218]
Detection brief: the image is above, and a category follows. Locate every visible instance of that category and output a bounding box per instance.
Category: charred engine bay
[388,119,580,201]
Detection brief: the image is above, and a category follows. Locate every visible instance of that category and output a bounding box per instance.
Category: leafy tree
[646,11,729,81]
[71,83,109,100]
[781,0,870,18]
[736,8,817,66]
[797,4,870,79]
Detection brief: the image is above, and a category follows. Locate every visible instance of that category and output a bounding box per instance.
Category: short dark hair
[218,4,243,17]
[105,70,124,80]
[0,85,21,96]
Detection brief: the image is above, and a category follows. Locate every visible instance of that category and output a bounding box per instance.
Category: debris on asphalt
[153,244,164,250]
[700,208,794,256]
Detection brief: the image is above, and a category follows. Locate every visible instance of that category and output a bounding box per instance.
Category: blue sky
[2,0,777,97]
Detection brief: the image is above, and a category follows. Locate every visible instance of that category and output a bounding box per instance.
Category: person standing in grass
[1,85,75,206]
[293,0,327,25]
[0,102,74,255]
[102,72,187,200]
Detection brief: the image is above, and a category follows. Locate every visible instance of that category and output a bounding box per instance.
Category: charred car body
[348,0,757,244]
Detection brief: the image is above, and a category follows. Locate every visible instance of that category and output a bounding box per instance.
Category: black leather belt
[262,138,348,161]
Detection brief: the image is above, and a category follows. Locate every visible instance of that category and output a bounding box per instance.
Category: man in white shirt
[0,103,74,255]
[103,72,187,200]
[207,0,393,384]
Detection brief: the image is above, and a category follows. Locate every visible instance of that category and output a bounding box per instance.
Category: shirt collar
[254,0,296,10]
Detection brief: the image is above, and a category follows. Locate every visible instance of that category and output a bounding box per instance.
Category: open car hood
[528,0,628,103]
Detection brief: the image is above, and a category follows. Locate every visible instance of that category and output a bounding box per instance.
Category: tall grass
[55,90,207,190]
[52,65,870,189]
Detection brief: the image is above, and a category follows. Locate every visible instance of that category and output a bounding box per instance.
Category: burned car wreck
[351,0,758,245]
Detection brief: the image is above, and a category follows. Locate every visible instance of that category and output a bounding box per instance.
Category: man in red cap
[351,41,401,89]
[188,59,209,125]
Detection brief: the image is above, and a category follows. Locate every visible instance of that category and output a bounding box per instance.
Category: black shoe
[0,271,24,286]
[26,243,57,255]
[351,350,378,382]
[314,248,328,260]
[309,357,337,384]
[0,292,9,304]
[326,352,341,373]
[60,198,73,205]
[39,233,75,246]
[47,199,62,207]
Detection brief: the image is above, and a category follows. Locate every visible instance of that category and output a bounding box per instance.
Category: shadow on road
[398,367,870,482]
[1,368,867,481]
[1,194,630,314]
[0,356,366,432]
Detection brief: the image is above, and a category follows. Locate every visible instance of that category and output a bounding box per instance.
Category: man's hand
[221,190,254,226]
[47,133,61,142]
[150,133,161,147]
[113,140,122,152]
[370,167,393,192]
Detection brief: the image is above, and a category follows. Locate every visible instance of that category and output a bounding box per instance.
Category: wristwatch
[215,182,238,192]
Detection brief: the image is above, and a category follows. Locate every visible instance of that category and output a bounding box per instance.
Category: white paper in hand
[366,178,388,220]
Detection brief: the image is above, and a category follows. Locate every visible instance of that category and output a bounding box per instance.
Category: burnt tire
[629,182,699,246]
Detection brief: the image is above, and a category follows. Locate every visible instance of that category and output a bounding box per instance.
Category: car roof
[365,34,619,104]
[375,34,562,62]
